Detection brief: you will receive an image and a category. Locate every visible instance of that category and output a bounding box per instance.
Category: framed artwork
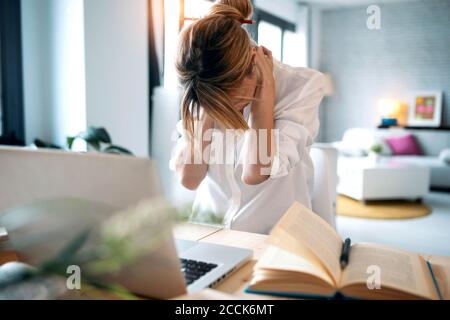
[408,91,443,127]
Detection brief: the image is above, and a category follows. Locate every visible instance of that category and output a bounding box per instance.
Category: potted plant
[368,144,383,164]
[34,127,133,156]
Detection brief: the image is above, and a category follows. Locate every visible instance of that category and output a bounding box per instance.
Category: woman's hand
[175,109,215,191]
[241,46,276,186]
[254,46,275,109]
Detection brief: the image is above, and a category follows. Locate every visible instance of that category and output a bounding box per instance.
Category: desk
[173,223,273,300]
[0,223,273,300]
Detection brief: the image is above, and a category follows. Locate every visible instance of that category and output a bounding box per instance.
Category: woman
[171,0,325,234]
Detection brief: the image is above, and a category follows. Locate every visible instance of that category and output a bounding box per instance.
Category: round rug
[337,196,431,220]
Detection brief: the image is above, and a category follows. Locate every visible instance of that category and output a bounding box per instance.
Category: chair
[310,144,338,229]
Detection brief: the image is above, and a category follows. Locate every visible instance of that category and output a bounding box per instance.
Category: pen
[340,238,351,269]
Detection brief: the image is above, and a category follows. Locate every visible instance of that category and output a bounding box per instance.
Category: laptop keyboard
[180,259,218,285]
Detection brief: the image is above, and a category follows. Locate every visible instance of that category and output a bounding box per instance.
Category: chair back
[310,145,338,229]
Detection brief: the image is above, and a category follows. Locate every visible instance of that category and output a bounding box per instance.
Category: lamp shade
[377,99,408,126]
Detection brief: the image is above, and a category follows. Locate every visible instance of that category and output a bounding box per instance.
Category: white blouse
[171,61,325,234]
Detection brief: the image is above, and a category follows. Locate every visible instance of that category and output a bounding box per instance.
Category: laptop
[0,147,252,299]
[176,239,251,295]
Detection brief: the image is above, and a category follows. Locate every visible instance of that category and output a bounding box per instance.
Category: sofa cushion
[374,128,449,157]
[339,128,391,156]
[385,134,423,156]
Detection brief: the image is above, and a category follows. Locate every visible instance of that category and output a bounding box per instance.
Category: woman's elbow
[177,167,206,191]
[241,172,270,186]
[180,175,203,191]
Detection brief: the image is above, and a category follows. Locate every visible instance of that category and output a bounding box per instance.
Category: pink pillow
[385,134,423,156]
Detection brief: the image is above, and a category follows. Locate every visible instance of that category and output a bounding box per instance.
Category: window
[258,21,283,61]
[0,0,25,146]
[163,0,214,88]
[283,30,308,68]
[255,10,297,65]
[183,0,213,29]
[163,0,306,88]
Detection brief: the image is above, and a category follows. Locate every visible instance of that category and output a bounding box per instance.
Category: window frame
[0,0,25,146]
[180,0,213,30]
[178,1,296,63]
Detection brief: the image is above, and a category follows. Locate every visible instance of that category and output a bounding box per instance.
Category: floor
[337,191,450,256]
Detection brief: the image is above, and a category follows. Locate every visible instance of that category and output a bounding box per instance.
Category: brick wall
[320,0,450,142]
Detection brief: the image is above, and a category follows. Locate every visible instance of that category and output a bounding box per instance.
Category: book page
[256,245,335,287]
[269,202,343,285]
[428,256,450,300]
[341,243,437,299]
[428,255,450,266]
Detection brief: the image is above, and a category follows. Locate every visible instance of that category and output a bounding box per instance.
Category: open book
[247,202,449,300]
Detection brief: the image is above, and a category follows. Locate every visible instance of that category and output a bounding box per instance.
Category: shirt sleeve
[270,72,325,179]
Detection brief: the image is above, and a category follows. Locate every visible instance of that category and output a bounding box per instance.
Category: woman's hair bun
[209,0,253,21]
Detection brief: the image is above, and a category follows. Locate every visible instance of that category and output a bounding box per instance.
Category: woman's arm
[174,110,214,190]
[241,46,276,185]
[268,71,325,179]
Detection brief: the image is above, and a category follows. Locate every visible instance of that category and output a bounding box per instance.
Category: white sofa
[334,128,450,190]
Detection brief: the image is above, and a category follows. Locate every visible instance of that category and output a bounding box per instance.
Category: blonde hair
[176,0,254,137]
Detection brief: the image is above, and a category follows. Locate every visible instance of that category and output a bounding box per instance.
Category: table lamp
[377,99,408,127]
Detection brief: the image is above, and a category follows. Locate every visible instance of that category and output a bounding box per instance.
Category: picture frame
[408,91,443,128]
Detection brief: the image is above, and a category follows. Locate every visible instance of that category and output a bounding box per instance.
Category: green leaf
[80,127,112,144]
[76,127,111,151]
[33,139,63,150]
[103,145,133,156]
[87,140,101,151]
[370,144,383,154]
[58,230,90,261]
[66,136,76,150]
[93,127,112,144]
[78,277,139,300]
[41,230,91,272]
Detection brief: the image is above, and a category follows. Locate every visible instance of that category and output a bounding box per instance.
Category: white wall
[310,5,323,70]
[51,0,87,146]
[22,0,53,145]
[22,0,149,154]
[84,0,149,157]
[22,0,86,147]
